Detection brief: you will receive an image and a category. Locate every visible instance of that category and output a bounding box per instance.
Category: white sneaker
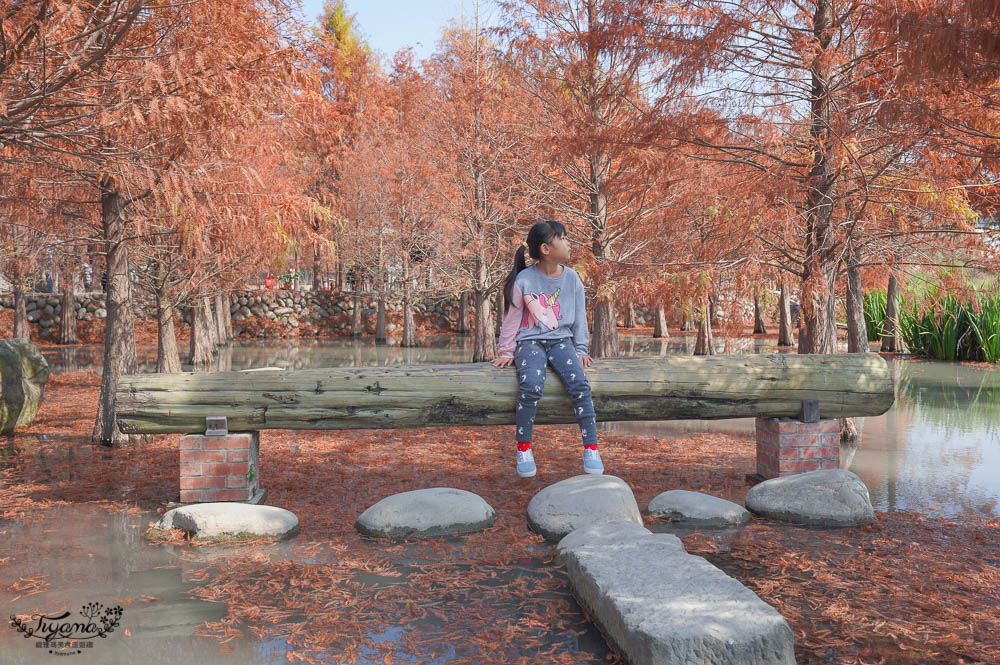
[516,448,536,477]
[583,447,604,474]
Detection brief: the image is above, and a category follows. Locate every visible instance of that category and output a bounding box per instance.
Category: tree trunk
[694,301,715,356]
[214,292,229,345]
[12,266,29,340]
[472,289,497,362]
[222,292,233,342]
[778,281,795,346]
[653,302,668,338]
[798,0,837,356]
[92,182,138,447]
[457,291,470,333]
[59,271,79,344]
[709,293,719,326]
[189,298,215,367]
[351,295,364,337]
[881,273,902,352]
[591,300,618,358]
[846,248,869,353]
[116,353,896,434]
[156,295,182,374]
[401,257,417,347]
[313,242,322,291]
[203,295,219,348]
[375,298,387,343]
[494,290,504,337]
[753,294,768,335]
[624,302,636,328]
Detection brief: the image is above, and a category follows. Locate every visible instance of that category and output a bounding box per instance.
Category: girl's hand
[579,354,593,368]
[492,356,515,367]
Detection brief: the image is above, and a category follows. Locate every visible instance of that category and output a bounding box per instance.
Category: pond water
[5,333,995,664]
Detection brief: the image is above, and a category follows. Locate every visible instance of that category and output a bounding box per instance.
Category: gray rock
[250,306,266,316]
[86,303,97,312]
[527,475,643,541]
[47,297,59,306]
[745,469,875,527]
[232,312,246,322]
[274,307,293,316]
[265,311,276,320]
[646,490,751,527]
[240,306,251,317]
[94,308,107,319]
[555,519,659,564]
[39,319,54,328]
[355,487,496,539]
[42,304,54,315]
[25,300,37,312]
[563,530,796,665]
[151,503,299,541]
[0,339,50,433]
[26,310,40,323]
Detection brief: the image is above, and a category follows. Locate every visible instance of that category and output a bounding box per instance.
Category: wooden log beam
[115,353,896,434]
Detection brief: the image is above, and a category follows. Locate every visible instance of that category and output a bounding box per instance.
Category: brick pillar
[179,432,261,503]
[755,417,840,479]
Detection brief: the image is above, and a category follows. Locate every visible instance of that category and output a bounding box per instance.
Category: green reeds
[863,290,887,342]
[899,290,1000,363]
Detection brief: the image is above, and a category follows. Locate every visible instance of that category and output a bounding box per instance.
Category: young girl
[492,220,603,478]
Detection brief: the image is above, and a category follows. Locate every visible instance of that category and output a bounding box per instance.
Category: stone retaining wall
[1,290,678,341]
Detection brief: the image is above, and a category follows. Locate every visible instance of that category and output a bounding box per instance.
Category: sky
[298,0,493,62]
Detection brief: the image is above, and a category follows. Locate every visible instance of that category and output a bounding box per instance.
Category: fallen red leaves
[0,369,997,664]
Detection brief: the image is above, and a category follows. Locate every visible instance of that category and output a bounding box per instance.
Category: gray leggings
[514,338,598,445]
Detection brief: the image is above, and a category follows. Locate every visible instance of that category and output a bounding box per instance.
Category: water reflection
[39,335,1000,518]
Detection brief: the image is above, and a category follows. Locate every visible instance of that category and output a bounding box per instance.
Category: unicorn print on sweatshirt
[520,289,561,331]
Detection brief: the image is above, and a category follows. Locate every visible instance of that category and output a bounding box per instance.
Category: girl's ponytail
[501,219,567,315]
[502,244,528,315]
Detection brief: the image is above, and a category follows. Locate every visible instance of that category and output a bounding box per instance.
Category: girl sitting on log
[492,220,602,478]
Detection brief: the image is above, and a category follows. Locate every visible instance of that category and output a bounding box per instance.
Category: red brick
[779,447,800,460]
[181,450,226,463]
[179,436,204,450]
[777,459,820,473]
[819,459,841,470]
[226,474,248,488]
[179,463,203,476]
[179,489,204,503]
[201,462,248,476]
[202,488,251,501]
[202,435,254,450]
[777,433,823,447]
[226,449,249,463]
[801,446,837,460]
[819,446,841,457]
[180,475,226,490]
[821,433,841,446]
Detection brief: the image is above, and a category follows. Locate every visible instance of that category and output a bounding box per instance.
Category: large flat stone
[151,503,299,541]
[646,490,751,527]
[527,474,643,541]
[745,468,875,527]
[355,488,495,539]
[562,531,796,664]
[555,519,669,564]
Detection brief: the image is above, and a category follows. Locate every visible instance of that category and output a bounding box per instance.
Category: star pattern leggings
[513,338,598,445]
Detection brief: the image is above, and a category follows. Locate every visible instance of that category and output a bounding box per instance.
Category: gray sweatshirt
[497,264,590,357]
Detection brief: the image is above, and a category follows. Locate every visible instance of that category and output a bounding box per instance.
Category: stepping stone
[527,475,642,541]
[555,519,665,564]
[745,468,875,527]
[561,529,796,665]
[646,490,751,527]
[150,503,299,541]
[354,488,496,539]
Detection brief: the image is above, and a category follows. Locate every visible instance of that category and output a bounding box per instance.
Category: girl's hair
[502,220,567,314]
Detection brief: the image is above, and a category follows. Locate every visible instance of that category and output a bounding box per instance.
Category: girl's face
[542,234,571,262]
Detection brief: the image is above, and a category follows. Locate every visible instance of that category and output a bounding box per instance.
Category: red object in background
[264,274,275,289]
